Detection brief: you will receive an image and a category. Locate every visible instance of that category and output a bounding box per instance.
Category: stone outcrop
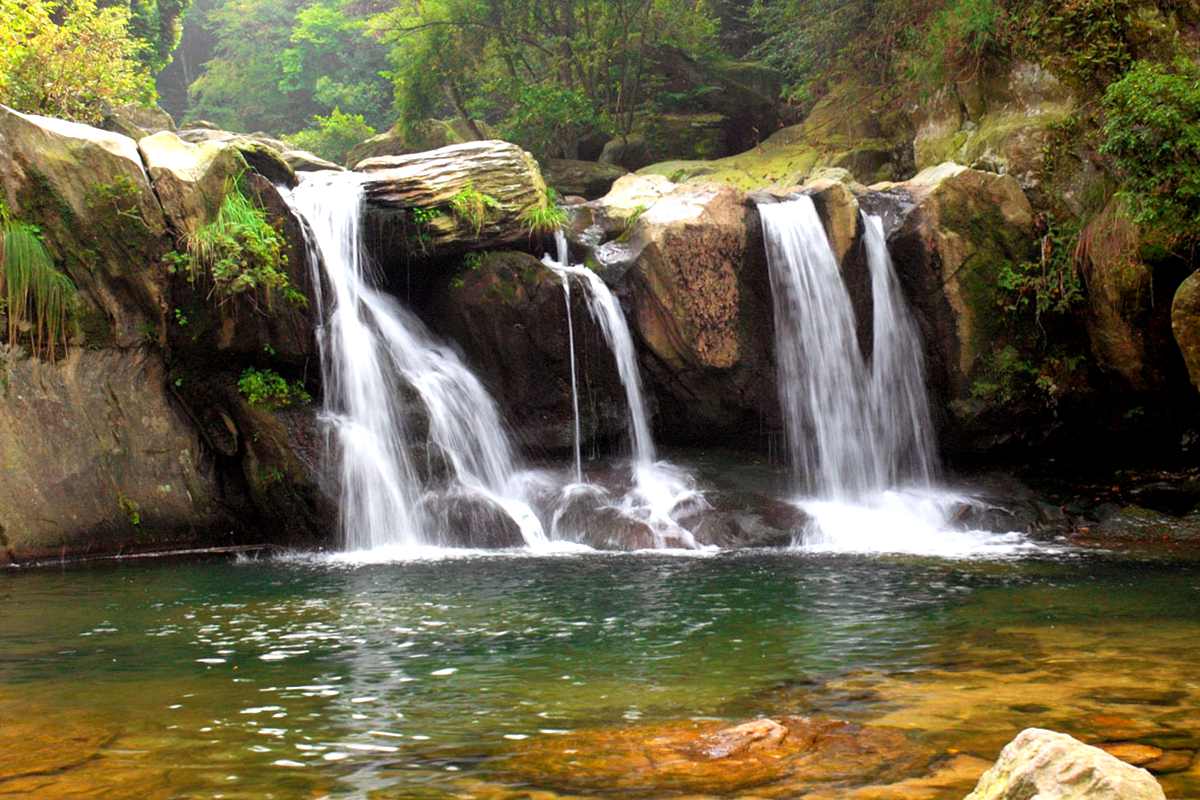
[138,131,246,236]
[913,62,1075,204]
[541,158,627,200]
[359,140,549,254]
[881,163,1036,418]
[175,127,296,186]
[0,106,171,348]
[580,174,778,444]
[0,107,328,559]
[0,350,225,562]
[965,728,1166,800]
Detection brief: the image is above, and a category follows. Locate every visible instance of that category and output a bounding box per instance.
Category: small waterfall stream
[543,233,703,546]
[288,172,545,551]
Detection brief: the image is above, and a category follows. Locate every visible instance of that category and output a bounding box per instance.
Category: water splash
[287,172,544,551]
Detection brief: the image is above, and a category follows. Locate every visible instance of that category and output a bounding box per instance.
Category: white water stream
[758,197,1029,556]
[288,172,545,551]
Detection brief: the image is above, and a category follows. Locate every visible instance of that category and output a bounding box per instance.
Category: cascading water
[758,197,1030,556]
[543,232,704,546]
[288,171,545,551]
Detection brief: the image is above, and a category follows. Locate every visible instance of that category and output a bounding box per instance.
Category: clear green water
[3,550,1199,798]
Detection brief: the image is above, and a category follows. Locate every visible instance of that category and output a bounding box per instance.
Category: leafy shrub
[179,180,306,310]
[500,85,610,160]
[0,208,75,360]
[237,366,311,409]
[1101,58,1200,250]
[287,107,376,165]
[997,222,1085,322]
[0,0,156,124]
[902,0,1008,88]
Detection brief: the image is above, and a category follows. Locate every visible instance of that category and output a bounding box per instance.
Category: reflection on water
[2,551,1199,798]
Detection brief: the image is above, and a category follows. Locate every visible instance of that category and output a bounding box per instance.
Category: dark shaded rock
[420,492,525,548]
[541,158,628,200]
[427,251,626,455]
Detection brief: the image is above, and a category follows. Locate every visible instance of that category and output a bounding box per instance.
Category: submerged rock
[498,715,925,796]
[965,728,1166,800]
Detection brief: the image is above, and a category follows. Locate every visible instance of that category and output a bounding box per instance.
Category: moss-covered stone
[1172,270,1200,393]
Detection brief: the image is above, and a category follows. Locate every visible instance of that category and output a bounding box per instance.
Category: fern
[0,217,75,360]
[519,187,568,237]
[448,183,502,238]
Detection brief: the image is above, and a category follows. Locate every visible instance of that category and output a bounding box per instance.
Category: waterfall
[862,213,937,488]
[757,195,1012,555]
[543,232,702,546]
[287,172,545,551]
[759,197,881,498]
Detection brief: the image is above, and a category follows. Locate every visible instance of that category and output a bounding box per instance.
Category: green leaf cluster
[1101,58,1200,251]
[0,0,157,124]
[286,107,376,165]
[448,184,502,238]
[237,366,311,409]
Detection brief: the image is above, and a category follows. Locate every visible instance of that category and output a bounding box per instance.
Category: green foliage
[1100,59,1200,250]
[179,180,306,310]
[519,188,568,237]
[448,184,502,238]
[287,107,376,164]
[0,0,157,124]
[616,204,649,243]
[500,85,611,161]
[997,223,1085,322]
[0,208,76,361]
[237,366,311,409]
[372,0,720,153]
[188,0,390,135]
[1021,0,1137,92]
[900,0,1008,89]
[970,345,1085,408]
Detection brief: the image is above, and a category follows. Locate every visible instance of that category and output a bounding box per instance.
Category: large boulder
[175,127,296,186]
[427,251,626,453]
[138,131,246,236]
[359,140,549,255]
[541,158,628,200]
[0,106,171,348]
[1173,271,1200,392]
[582,174,778,444]
[965,728,1166,800]
[0,350,226,562]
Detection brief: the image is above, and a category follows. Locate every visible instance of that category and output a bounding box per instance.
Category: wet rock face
[965,728,1167,800]
[497,715,926,796]
[1172,270,1200,392]
[0,350,227,561]
[578,174,779,447]
[426,251,627,456]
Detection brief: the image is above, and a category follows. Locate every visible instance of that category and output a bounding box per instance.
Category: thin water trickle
[287,172,545,550]
[543,232,704,547]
